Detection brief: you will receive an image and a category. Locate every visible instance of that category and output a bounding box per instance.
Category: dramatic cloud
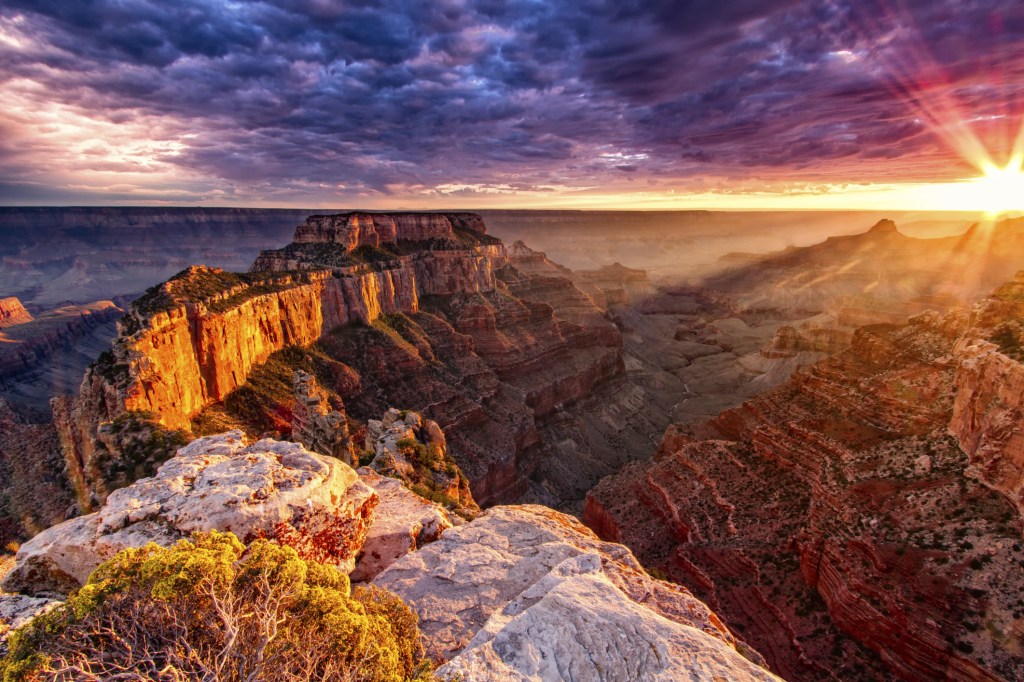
[0,0,1021,206]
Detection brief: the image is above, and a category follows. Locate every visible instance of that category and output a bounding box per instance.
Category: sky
[0,0,1023,210]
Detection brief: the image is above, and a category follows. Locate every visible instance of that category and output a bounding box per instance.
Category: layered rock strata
[57,212,662,511]
[2,432,378,595]
[586,297,1024,681]
[290,211,488,250]
[0,298,32,328]
[374,504,779,681]
[0,302,122,382]
[949,277,1024,515]
[54,213,510,505]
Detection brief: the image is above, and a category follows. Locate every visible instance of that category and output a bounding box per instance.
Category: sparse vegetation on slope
[90,411,189,499]
[195,346,357,439]
[990,321,1024,361]
[0,531,434,681]
[129,266,312,322]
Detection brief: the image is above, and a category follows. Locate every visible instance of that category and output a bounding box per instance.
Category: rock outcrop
[0,298,32,328]
[291,370,354,465]
[0,594,60,647]
[586,291,1024,681]
[374,504,779,681]
[351,468,457,582]
[2,432,378,595]
[761,323,853,359]
[576,261,652,305]
[364,408,476,513]
[949,288,1024,515]
[289,211,488,250]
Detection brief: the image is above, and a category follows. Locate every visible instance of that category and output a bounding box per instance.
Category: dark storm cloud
[1,0,1023,202]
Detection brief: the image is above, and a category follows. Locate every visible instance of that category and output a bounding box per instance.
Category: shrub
[1,531,433,681]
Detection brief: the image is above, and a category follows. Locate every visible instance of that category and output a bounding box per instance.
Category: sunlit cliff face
[0,1,1022,210]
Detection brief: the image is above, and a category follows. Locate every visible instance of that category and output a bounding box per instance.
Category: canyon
[0,300,123,418]
[3,209,1024,680]
[48,212,663,517]
[585,273,1024,681]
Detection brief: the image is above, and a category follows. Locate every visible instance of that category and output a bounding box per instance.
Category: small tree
[1,531,433,681]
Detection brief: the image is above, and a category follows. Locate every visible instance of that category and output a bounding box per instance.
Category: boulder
[2,432,377,595]
[0,594,61,648]
[351,468,458,582]
[373,505,776,681]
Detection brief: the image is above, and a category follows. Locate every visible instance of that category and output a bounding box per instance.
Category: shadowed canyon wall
[585,275,1024,681]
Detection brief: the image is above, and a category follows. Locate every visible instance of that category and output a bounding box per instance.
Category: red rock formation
[0,297,32,328]
[949,280,1024,515]
[54,212,661,514]
[586,289,1024,681]
[292,211,486,249]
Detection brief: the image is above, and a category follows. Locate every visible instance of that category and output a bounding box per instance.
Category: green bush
[1,531,433,682]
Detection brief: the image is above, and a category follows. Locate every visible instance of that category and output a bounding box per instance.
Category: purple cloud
[0,0,1021,205]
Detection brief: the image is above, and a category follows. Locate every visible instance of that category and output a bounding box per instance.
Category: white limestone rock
[2,432,378,596]
[373,504,777,681]
[351,468,457,582]
[0,593,61,645]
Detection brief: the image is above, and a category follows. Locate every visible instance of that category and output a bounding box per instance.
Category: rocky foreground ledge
[2,430,779,681]
[1,432,378,594]
[375,504,778,681]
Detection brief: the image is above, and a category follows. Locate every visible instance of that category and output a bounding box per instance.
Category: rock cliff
[56,212,661,511]
[374,504,780,681]
[290,211,487,249]
[0,298,32,328]
[586,281,1024,681]
[52,211,504,504]
[949,274,1024,516]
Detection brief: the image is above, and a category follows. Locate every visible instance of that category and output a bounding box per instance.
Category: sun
[965,161,1024,216]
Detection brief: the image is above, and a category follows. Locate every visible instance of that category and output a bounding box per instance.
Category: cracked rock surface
[373,504,778,681]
